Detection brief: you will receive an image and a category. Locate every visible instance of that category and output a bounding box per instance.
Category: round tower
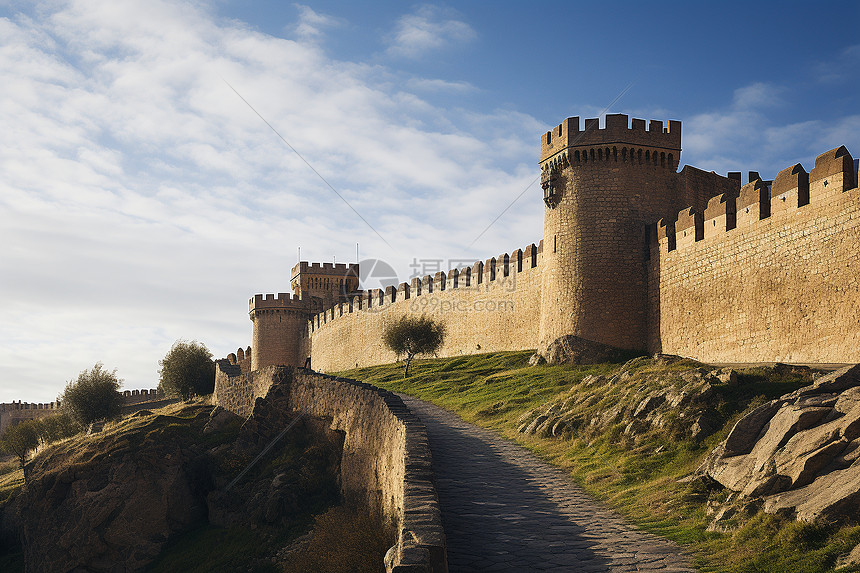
[249,293,309,369]
[537,113,683,357]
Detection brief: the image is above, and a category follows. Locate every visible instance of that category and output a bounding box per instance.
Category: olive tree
[382,315,446,377]
[158,340,215,401]
[0,420,40,483]
[59,362,123,429]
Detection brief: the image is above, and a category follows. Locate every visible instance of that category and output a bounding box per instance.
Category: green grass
[339,351,860,573]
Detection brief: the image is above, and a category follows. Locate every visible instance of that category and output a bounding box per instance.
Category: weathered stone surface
[19,410,212,572]
[202,405,240,435]
[703,365,860,522]
[518,357,727,443]
[763,462,860,522]
[722,399,783,457]
[542,335,629,365]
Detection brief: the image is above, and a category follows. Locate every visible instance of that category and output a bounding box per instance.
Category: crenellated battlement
[540,113,681,164]
[290,261,360,280]
[0,401,60,412]
[308,242,542,333]
[652,146,858,254]
[249,293,307,313]
[236,111,860,374]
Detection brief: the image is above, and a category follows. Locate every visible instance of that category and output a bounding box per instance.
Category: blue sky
[1,0,858,402]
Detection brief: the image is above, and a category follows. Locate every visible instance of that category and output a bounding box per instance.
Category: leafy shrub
[158,340,215,400]
[59,363,122,428]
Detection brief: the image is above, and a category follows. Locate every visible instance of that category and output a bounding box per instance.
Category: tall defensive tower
[537,113,684,356]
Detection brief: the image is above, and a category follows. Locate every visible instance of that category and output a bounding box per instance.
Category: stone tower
[249,293,309,370]
[290,262,360,309]
[249,262,360,370]
[537,114,684,356]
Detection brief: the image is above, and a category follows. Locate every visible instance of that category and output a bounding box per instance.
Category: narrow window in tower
[554,235,557,253]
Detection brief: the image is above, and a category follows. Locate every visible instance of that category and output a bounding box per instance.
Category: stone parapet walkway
[400,396,695,572]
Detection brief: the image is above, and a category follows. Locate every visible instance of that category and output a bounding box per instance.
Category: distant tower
[537,114,684,355]
[248,262,360,370]
[249,294,309,370]
[290,262,360,308]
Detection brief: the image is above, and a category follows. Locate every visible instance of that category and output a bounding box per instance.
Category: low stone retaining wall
[213,365,447,572]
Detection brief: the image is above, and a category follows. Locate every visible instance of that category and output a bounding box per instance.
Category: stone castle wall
[0,388,171,434]
[307,243,543,372]
[648,147,860,363]
[230,116,860,375]
[0,402,60,435]
[212,366,446,572]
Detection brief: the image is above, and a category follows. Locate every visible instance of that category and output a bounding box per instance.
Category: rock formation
[19,408,213,572]
[12,393,344,572]
[517,355,730,442]
[701,365,860,523]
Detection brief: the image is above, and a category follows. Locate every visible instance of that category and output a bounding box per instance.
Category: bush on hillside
[158,340,215,401]
[34,413,79,444]
[59,362,123,429]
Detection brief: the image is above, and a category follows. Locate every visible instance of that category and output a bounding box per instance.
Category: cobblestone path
[400,396,696,572]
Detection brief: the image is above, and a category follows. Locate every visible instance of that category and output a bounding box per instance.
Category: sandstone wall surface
[648,152,860,363]
[309,255,542,373]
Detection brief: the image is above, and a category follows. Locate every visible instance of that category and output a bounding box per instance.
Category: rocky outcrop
[538,335,631,365]
[701,365,860,523]
[14,394,347,573]
[517,355,729,443]
[19,408,214,572]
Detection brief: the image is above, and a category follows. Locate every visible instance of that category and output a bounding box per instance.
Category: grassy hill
[340,351,860,573]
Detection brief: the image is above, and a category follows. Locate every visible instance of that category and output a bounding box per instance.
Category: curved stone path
[400,396,695,572]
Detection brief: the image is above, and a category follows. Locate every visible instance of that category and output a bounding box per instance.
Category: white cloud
[683,83,859,178]
[0,0,542,402]
[815,43,860,84]
[291,4,340,41]
[386,5,476,59]
[405,77,477,93]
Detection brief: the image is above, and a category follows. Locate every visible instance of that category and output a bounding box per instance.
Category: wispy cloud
[405,77,477,93]
[386,5,476,59]
[814,44,860,84]
[0,0,539,401]
[683,82,859,177]
[291,4,341,42]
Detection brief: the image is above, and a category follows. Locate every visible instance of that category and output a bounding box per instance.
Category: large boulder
[540,335,631,365]
[702,364,860,522]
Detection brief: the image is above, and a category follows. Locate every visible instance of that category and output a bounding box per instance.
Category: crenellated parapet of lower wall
[213,365,447,572]
[308,241,544,372]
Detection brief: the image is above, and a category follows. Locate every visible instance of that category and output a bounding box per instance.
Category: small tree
[383,315,446,377]
[158,340,215,401]
[0,420,40,483]
[60,362,123,429]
